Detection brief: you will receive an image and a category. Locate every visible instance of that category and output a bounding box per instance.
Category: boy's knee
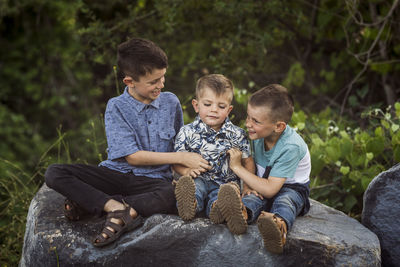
[44,164,64,189]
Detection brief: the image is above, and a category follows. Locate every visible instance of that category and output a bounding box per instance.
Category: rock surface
[20,184,380,267]
[362,163,400,267]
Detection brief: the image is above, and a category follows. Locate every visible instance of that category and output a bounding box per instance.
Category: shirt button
[148,121,151,124]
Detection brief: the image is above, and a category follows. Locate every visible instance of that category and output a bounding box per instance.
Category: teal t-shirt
[252,125,310,184]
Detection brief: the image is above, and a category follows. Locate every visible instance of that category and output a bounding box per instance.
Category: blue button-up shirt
[99,87,184,180]
[174,116,250,184]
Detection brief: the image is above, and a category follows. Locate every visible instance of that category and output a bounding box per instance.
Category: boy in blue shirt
[45,38,210,247]
[173,74,254,235]
[224,84,311,254]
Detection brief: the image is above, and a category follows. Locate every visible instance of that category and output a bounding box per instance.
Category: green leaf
[343,194,357,212]
[395,102,400,117]
[366,137,385,155]
[282,62,305,88]
[340,166,350,175]
[394,145,400,162]
[381,120,390,129]
[361,176,373,191]
[340,138,353,157]
[374,126,384,137]
[392,124,399,132]
[349,170,361,181]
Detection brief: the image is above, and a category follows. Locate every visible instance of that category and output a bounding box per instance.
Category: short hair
[248,84,294,123]
[117,38,168,81]
[195,74,234,102]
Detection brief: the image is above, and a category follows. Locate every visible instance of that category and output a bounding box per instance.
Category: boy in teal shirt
[219,84,311,254]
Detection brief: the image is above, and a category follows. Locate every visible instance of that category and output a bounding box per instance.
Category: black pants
[45,164,177,217]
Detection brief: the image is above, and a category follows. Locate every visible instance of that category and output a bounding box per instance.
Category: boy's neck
[263,132,283,151]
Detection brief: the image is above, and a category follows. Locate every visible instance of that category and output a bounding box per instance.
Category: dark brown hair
[117,38,168,81]
[249,84,294,123]
[195,74,234,101]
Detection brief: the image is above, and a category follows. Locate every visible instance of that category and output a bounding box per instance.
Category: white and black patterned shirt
[174,116,251,184]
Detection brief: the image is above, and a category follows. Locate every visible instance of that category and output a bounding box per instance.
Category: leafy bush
[291,103,400,218]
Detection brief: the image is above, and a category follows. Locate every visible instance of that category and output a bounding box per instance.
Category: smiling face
[192,87,233,131]
[245,103,278,140]
[245,103,287,150]
[123,68,166,104]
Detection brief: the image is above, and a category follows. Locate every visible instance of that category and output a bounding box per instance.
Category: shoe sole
[209,202,224,224]
[175,176,196,221]
[218,184,247,234]
[257,214,283,254]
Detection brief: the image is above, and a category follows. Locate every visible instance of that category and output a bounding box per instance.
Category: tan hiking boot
[257,211,287,254]
[175,175,197,221]
[209,201,224,224]
[218,182,248,234]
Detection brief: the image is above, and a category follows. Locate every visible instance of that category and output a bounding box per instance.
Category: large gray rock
[362,163,400,267]
[20,184,380,267]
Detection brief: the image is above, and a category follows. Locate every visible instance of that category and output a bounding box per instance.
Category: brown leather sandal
[93,202,143,247]
[64,199,88,221]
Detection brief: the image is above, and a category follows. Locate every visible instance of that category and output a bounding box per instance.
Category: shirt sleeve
[174,100,184,137]
[174,127,189,152]
[104,100,139,160]
[236,129,251,159]
[269,144,301,179]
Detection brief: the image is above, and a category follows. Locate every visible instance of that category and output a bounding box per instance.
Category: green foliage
[0,117,106,266]
[0,0,399,265]
[291,103,399,217]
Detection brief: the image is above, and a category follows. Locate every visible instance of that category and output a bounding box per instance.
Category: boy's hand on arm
[173,164,202,178]
[228,148,285,199]
[177,152,211,170]
[227,148,243,172]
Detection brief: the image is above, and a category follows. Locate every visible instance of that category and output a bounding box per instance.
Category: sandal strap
[106,204,134,226]
[105,220,123,234]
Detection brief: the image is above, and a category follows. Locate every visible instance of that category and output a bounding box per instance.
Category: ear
[192,99,199,113]
[123,76,134,87]
[227,105,233,115]
[275,121,287,133]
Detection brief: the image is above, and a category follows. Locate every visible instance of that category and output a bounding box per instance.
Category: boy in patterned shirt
[173,74,255,235]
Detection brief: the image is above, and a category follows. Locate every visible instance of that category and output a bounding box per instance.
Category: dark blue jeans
[242,186,305,230]
[192,178,221,218]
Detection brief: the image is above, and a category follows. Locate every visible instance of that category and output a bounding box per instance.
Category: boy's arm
[241,156,264,199]
[228,148,285,198]
[125,151,211,170]
[241,157,254,194]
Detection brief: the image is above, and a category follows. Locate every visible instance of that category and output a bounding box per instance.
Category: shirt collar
[192,115,233,135]
[123,87,160,112]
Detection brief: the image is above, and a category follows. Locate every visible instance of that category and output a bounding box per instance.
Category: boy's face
[245,103,280,140]
[123,68,166,104]
[192,88,233,131]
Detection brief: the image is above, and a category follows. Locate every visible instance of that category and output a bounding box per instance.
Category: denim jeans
[242,193,268,224]
[242,186,305,231]
[192,178,221,217]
